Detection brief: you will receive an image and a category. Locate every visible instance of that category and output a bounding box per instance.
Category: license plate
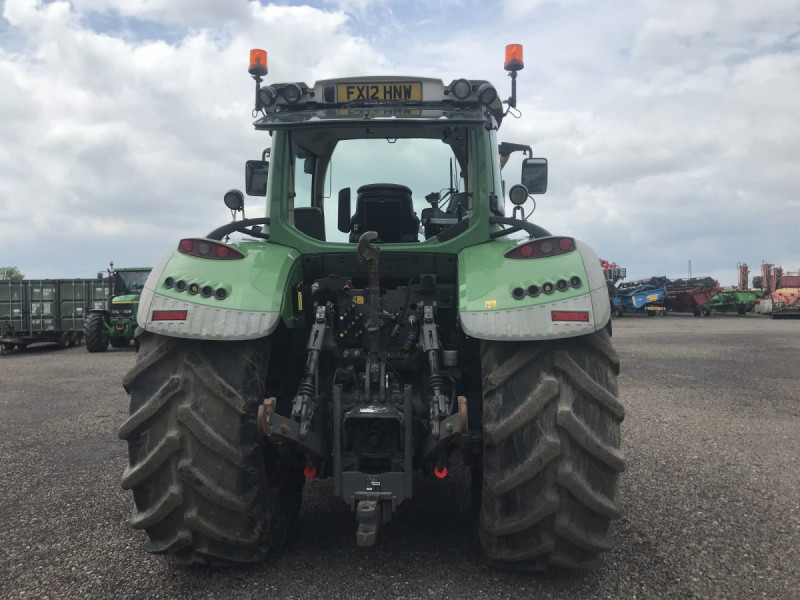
[337,81,422,102]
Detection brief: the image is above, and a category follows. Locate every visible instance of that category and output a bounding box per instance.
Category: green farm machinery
[85,264,151,352]
[700,262,763,316]
[704,288,763,315]
[119,45,624,571]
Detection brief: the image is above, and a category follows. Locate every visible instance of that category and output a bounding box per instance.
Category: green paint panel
[59,300,88,330]
[155,241,301,314]
[90,283,108,302]
[112,294,141,304]
[458,241,590,312]
[58,280,91,300]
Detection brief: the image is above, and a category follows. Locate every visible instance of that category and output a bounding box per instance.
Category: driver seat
[349,184,419,243]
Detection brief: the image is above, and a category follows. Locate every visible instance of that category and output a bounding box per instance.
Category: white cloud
[0,0,798,284]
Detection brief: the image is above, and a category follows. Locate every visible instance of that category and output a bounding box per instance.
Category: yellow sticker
[353,295,365,305]
[485,300,497,309]
[296,291,303,311]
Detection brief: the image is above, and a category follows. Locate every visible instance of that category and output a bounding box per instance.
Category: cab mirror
[338,187,351,233]
[245,160,269,196]
[521,158,548,194]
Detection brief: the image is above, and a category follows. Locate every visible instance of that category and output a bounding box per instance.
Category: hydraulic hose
[206,218,270,240]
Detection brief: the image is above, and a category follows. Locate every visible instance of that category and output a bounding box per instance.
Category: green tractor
[119,45,624,570]
[85,263,151,352]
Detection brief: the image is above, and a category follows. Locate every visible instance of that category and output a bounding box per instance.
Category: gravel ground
[1,315,798,599]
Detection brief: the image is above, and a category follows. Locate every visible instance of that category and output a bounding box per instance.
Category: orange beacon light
[249,49,268,77]
[504,44,524,72]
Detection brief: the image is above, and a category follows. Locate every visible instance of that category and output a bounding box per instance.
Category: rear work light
[152,310,188,321]
[551,311,589,322]
[178,239,244,260]
[505,237,575,259]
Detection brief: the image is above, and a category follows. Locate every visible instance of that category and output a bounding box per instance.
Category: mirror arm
[498,142,532,158]
[506,70,518,109]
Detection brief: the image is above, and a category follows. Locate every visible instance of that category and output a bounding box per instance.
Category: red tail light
[178,238,244,260]
[152,310,188,321]
[551,311,589,322]
[505,237,575,259]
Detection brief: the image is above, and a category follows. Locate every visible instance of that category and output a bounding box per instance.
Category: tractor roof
[254,76,505,130]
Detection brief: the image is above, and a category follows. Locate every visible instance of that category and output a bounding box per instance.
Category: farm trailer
[0,279,106,355]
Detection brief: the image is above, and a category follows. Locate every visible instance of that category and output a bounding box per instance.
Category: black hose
[206,218,270,240]
[489,215,551,239]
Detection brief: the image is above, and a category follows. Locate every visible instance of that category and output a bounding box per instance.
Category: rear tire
[85,312,109,352]
[119,330,297,565]
[477,329,624,570]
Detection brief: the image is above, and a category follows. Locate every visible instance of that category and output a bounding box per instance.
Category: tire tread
[478,329,624,570]
[119,331,292,565]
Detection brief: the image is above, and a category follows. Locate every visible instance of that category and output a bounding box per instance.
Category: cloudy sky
[1,0,798,285]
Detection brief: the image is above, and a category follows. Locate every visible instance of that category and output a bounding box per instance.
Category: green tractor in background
[119,45,624,570]
[85,263,151,352]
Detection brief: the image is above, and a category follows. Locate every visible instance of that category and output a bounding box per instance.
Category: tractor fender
[457,237,610,341]
[136,240,302,341]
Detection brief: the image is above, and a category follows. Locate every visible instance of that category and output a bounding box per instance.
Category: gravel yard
[1,315,798,599]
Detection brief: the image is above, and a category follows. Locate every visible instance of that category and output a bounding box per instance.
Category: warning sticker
[484,300,497,309]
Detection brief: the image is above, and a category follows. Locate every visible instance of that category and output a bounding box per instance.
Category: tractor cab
[112,268,149,297]
[223,53,549,254]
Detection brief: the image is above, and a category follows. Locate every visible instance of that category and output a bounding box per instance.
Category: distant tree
[0,266,24,280]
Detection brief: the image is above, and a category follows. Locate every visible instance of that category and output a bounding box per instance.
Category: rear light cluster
[511,275,582,300]
[505,237,575,259]
[178,238,244,260]
[164,277,228,300]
